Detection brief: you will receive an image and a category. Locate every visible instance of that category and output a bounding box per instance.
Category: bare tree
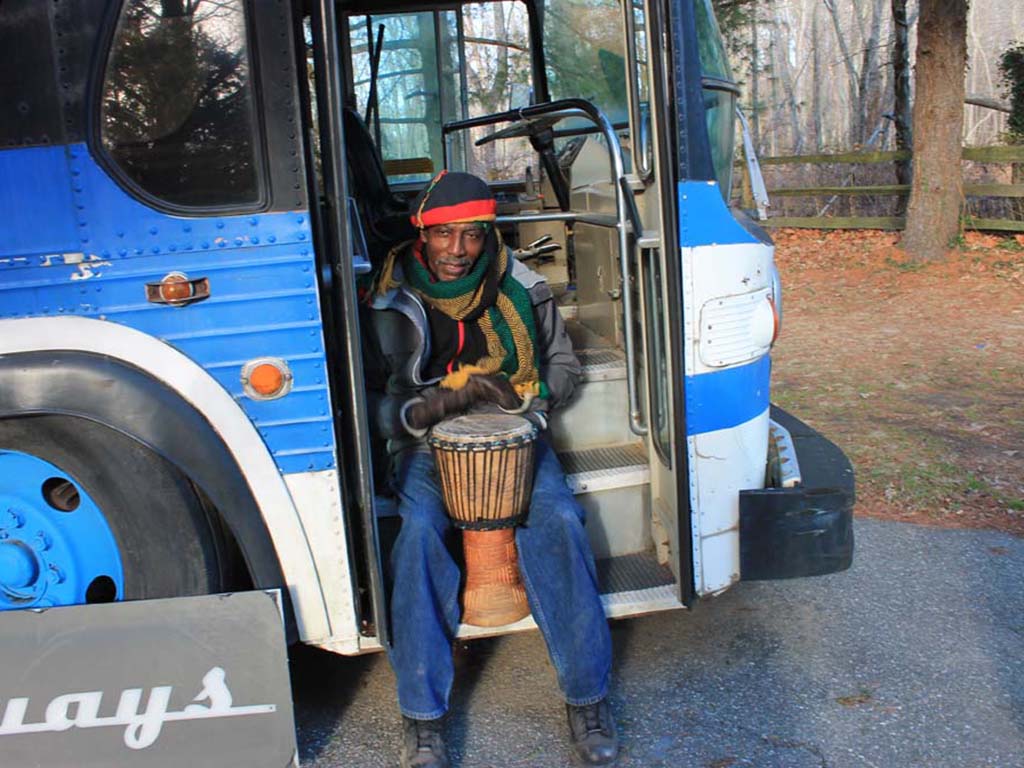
[770,2,805,154]
[857,0,887,144]
[750,8,762,151]
[891,0,913,187]
[712,0,1010,157]
[811,2,824,150]
[903,0,969,261]
[823,0,863,143]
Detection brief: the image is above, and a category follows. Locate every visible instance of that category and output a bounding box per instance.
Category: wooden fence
[745,145,1024,233]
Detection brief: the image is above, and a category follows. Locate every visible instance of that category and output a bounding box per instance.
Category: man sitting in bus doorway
[361,170,618,768]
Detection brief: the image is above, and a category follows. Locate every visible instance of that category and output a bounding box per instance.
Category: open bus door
[309,0,852,643]
[536,0,853,602]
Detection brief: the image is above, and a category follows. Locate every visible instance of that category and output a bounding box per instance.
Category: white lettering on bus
[0,666,275,749]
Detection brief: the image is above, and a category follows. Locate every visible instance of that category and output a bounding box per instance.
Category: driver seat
[343,106,415,262]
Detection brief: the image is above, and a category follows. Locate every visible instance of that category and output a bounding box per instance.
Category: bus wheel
[0,416,228,610]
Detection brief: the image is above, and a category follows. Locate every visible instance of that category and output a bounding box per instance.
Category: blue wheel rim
[0,450,124,609]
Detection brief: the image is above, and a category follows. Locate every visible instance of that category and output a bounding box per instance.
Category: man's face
[421,223,487,282]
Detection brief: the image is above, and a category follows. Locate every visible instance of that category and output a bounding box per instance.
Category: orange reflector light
[145,271,210,307]
[241,358,293,400]
[250,364,284,396]
[159,274,192,303]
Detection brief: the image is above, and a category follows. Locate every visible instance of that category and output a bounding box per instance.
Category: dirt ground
[770,229,1024,536]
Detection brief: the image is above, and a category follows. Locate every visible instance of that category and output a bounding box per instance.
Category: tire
[0,415,228,605]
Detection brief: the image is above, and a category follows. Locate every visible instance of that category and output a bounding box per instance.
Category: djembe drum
[428,413,537,627]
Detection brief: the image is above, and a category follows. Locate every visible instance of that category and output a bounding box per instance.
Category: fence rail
[749,145,1024,232]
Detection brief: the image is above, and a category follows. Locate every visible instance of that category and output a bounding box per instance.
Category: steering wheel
[473,115,571,210]
[474,115,561,146]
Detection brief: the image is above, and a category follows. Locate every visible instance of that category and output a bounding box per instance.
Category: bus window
[348,2,532,184]
[543,0,628,126]
[348,12,454,184]
[693,0,737,199]
[100,0,262,209]
[543,0,658,178]
[460,2,533,181]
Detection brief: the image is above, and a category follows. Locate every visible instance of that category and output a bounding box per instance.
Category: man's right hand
[405,374,522,431]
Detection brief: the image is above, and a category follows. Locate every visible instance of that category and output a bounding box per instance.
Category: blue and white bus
[0,0,853,652]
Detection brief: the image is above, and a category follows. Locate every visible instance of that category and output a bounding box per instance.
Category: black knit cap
[409,171,497,229]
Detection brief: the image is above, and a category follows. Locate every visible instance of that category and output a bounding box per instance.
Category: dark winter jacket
[361,251,581,458]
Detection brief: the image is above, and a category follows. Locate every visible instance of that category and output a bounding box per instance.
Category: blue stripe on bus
[677,180,758,247]
[685,355,770,435]
[0,143,336,474]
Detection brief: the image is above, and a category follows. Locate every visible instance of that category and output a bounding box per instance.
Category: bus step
[596,549,674,594]
[560,442,649,495]
[576,347,626,382]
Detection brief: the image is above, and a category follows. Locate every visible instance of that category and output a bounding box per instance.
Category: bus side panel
[678,181,774,596]
[0,144,335,476]
[0,0,366,648]
[0,144,364,645]
[0,147,79,256]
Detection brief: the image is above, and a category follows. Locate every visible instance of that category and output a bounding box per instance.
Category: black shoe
[400,716,449,768]
[566,699,619,765]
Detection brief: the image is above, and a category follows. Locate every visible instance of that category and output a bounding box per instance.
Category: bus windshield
[693,0,737,198]
[543,0,629,126]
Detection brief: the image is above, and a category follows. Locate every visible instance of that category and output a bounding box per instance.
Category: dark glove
[405,387,475,431]
[462,374,521,411]
[405,375,522,431]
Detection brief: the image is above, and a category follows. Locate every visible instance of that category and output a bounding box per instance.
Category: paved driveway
[292,519,1024,767]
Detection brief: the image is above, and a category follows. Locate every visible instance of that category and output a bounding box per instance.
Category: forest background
[713,0,1024,534]
[713,0,1018,155]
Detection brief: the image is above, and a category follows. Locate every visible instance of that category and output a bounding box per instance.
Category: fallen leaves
[836,690,874,708]
[772,229,1024,536]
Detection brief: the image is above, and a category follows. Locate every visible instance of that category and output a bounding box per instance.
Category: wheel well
[191,480,253,592]
[0,414,231,601]
[0,351,288,612]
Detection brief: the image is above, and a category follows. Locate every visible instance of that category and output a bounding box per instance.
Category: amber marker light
[145,271,210,307]
[241,357,293,400]
[160,273,192,302]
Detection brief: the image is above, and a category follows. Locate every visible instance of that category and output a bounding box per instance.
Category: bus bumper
[738,406,855,580]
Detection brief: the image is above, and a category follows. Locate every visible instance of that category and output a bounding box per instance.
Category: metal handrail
[447,99,647,436]
[496,211,619,228]
[622,0,654,182]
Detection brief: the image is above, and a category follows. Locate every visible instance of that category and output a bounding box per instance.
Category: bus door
[308,0,540,645]
[558,0,778,603]
[664,0,780,597]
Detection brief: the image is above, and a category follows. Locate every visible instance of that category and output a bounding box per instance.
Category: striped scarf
[374,231,546,398]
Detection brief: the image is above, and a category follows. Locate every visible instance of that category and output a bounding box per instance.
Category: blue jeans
[386,438,612,719]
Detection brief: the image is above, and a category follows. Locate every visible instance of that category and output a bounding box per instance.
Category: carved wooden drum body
[428,414,537,627]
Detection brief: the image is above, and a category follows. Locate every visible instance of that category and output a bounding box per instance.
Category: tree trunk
[750,9,761,152]
[891,0,913,187]
[902,0,969,262]
[768,15,780,156]
[774,19,805,155]
[811,3,824,150]
[824,0,862,145]
[857,0,886,142]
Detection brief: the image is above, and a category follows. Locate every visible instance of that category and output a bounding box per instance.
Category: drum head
[429,413,536,445]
